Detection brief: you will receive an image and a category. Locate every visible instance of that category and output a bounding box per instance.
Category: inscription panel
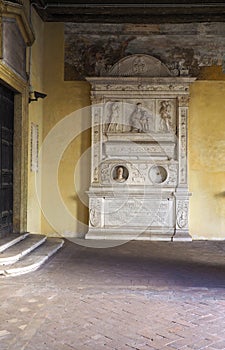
[104,198,174,228]
[104,141,175,159]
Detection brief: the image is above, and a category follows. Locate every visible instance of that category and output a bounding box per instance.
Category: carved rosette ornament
[178,95,189,107]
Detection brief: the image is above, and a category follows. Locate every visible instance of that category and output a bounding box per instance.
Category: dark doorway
[0,83,14,236]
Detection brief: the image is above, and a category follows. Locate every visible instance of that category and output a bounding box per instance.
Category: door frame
[0,62,29,233]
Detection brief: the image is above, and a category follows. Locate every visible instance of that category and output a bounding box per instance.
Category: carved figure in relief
[159,101,172,132]
[130,103,154,133]
[141,111,151,132]
[130,103,144,133]
[107,102,121,133]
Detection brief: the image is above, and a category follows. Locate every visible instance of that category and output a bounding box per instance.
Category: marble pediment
[106,54,171,77]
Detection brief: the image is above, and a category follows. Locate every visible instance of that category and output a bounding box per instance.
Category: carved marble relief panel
[124,99,155,134]
[103,101,123,133]
[156,99,177,134]
[102,98,177,137]
[89,198,103,228]
[176,200,189,230]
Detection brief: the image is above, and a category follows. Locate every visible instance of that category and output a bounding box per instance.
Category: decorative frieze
[89,78,194,94]
[178,107,188,185]
[99,160,178,187]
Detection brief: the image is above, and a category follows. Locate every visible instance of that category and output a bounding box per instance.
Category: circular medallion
[149,165,167,184]
[113,165,129,183]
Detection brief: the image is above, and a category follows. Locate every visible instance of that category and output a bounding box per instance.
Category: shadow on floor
[46,239,225,290]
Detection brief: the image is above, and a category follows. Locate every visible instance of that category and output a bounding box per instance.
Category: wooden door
[0,83,14,235]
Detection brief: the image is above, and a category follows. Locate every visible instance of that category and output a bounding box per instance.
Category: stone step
[0,238,64,277]
[0,233,29,253]
[0,234,47,265]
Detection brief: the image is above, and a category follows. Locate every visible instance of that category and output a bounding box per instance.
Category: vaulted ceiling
[32,0,225,23]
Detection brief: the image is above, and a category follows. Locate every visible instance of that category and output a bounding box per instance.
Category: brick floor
[1,239,225,350]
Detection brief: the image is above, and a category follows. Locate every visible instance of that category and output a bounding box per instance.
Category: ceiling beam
[31,1,225,22]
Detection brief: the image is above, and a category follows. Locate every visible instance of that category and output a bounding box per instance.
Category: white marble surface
[86,54,195,241]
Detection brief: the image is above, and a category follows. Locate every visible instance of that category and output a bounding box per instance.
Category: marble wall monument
[86,54,195,241]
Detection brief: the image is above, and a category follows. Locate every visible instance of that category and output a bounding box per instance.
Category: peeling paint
[64,22,225,80]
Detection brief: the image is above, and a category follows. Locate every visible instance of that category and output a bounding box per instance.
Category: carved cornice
[87,77,196,85]
[0,0,35,45]
[0,61,28,91]
[87,77,196,97]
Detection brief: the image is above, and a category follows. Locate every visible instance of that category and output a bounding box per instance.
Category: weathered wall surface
[64,23,225,80]
[189,81,225,239]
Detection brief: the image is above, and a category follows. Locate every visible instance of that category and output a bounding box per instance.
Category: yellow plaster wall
[41,23,91,236]
[189,79,225,239]
[27,8,44,233]
[28,17,225,239]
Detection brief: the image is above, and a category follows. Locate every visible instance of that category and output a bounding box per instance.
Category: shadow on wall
[76,128,91,236]
[215,191,225,198]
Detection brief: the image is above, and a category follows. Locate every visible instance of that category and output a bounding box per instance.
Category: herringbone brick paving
[1,240,225,350]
